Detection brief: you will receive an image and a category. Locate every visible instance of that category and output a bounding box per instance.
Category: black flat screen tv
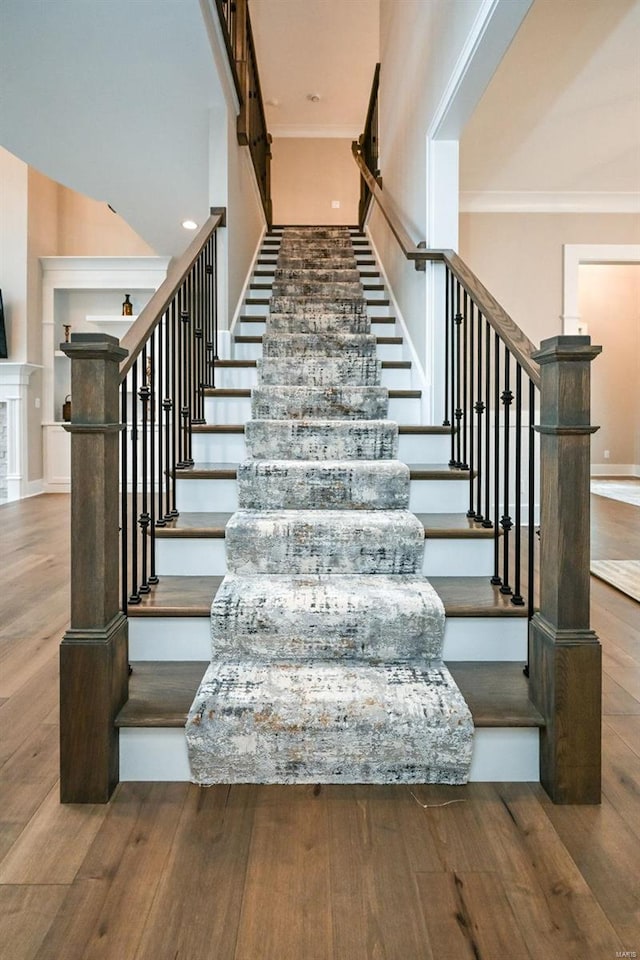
[0,290,7,359]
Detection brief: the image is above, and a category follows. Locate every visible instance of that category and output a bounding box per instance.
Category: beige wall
[57,187,155,257]
[271,139,359,225]
[579,264,640,470]
[459,212,640,346]
[0,147,29,362]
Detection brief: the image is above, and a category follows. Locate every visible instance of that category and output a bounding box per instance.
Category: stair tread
[127,575,223,616]
[177,462,469,479]
[203,387,417,398]
[214,360,257,368]
[194,419,448,434]
[234,334,402,344]
[155,511,495,540]
[116,660,543,729]
[128,575,527,619]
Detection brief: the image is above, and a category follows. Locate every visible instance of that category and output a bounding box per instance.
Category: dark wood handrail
[352,142,540,388]
[119,209,226,380]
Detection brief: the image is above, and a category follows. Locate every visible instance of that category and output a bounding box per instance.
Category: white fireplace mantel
[0,362,42,502]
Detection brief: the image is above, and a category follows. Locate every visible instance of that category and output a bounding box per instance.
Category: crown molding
[270,124,360,140]
[460,190,640,214]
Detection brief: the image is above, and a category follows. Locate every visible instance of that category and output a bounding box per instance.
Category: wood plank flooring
[0,492,639,960]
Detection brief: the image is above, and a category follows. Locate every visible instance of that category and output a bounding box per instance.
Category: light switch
[331,200,340,209]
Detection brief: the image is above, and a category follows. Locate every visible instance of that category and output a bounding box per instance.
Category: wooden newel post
[529,335,602,804]
[60,333,129,803]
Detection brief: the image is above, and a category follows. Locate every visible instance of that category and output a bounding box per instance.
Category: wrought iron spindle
[528,378,536,621]
[500,348,513,595]
[511,363,524,605]
[474,311,484,522]
[482,321,493,528]
[467,298,475,516]
[454,282,463,468]
[138,347,151,595]
[129,361,140,604]
[461,290,469,471]
[491,333,501,585]
[443,266,450,428]
[120,380,129,613]
[193,258,205,425]
[148,331,159,586]
[168,300,178,518]
[156,317,166,529]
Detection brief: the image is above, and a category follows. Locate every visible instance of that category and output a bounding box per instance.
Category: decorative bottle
[122,294,133,316]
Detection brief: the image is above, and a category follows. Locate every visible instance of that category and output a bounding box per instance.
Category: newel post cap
[60,333,128,363]
[532,335,602,365]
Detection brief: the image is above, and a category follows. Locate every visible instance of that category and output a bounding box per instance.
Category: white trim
[364,226,429,401]
[430,0,533,140]
[562,243,640,335]
[270,125,360,140]
[591,463,640,478]
[229,225,268,339]
[461,191,640,214]
[24,479,45,498]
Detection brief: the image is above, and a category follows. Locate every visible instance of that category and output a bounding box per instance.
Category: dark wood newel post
[60,333,129,803]
[529,334,602,804]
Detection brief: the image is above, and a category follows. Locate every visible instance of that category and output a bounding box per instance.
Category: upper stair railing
[216,0,273,226]
[353,71,602,805]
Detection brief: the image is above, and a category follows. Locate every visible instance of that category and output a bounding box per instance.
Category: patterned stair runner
[186,226,473,783]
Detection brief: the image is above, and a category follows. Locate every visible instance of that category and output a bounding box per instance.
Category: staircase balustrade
[353,72,602,802]
[60,210,225,801]
[216,0,273,226]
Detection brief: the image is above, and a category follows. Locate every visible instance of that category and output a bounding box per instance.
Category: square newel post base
[529,613,602,804]
[60,609,129,804]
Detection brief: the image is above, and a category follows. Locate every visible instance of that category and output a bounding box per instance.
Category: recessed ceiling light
[182,219,198,230]
[307,93,321,103]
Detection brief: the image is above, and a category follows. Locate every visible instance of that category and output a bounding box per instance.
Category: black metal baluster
[148,331,159,587]
[449,271,456,466]
[205,238,215,388]
[467,298,475,516]
[129,361,140,604]
[491,333,501,585]
[156,316,166,529]
[138,347,150,595]
[482,321,492,529]
[193,258,205,425]
[528,378,536,621]
[461,290,469,471]
[454,282,463,468]
[213,232,219,367]
[443,266,450,428]
[500,348,513,595]
[184,277,194,466]
[169,299,179,517]
[511,363,524,605]
[121,380,128,613]
[474,312,484,521]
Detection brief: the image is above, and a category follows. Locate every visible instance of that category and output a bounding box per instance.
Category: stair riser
[238,319,395,337]
[225,512,425,576]
[265,314,371,335]
[154,533,495,578]
[119,727,539,783]
[257,357,381,387]
[203,395,420,423]
[174,476,472,515]
[245,420,399,461]
[128,615,528,662]
[250,387,389,422]
[191,431,450,462]
[237,461,410,511]
[232,341,404,362]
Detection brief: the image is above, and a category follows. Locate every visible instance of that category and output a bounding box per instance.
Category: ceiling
[250,0,379,138]
[460,0,640,204]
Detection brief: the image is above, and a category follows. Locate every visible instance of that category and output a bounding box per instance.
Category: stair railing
[59,209,226,802]
[353,122,602,803]
[358,62,381,227]
[216,0,273,226]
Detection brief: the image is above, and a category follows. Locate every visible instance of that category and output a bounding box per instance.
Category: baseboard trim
[591,463,640,478]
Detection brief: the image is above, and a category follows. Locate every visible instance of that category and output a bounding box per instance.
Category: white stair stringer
[185,225,475,786]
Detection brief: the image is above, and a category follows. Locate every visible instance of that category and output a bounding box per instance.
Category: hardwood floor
[0,492,638,960]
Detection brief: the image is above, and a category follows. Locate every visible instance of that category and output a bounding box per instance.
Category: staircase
[117,226,544,782]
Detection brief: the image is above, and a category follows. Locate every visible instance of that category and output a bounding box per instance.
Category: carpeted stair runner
[186,225,473,784]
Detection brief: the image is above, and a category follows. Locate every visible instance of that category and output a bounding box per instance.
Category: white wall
[369,0,530,377]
